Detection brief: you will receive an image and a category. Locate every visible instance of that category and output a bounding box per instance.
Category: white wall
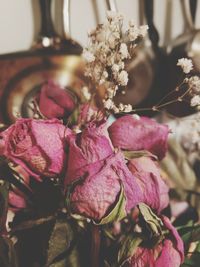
[0,0,200,54]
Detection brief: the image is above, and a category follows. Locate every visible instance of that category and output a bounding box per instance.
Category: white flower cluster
[177,58,200,108]
[183,75,200,108]
[177,58,193,74]
[169,112,200,162]
[83,11,148,113]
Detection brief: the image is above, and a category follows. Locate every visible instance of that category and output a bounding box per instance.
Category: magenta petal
[66,123,113,184]
[155,240,182,267]
[70,153,121,221]
[39,80,76,119]
[108,115,169,160]
[128,157,169,213]
[162,216,184,262]
[130,247,155,267]
[9,191,26,210]
[112,152,143,213]
[0,119,71,179]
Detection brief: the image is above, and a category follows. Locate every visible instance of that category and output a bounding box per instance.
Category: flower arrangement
[0,11,200,267]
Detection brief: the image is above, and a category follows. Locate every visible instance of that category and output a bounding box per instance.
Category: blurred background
[0,0,200,54]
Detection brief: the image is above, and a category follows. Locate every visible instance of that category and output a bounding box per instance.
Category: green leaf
[118,234,142,266]
[123,150,157,160]
[138,203,163,243]
[0,236,18,267]
[0,180,9,232]
[95,184,126,225]
[46,218,79,267]
[178,224,200,244]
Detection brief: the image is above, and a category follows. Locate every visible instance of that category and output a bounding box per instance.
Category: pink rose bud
[128,156,169,213]
[108,115,169,160]
[0,118,71,180]
[66,122,113,184]
[130,216,184,267]
[38,80,76,119]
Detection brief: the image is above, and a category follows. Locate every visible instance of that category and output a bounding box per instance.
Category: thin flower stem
[155,78,185,106]
[91,224,101,267]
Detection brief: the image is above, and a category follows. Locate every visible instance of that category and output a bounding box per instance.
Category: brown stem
[91,224,101,267]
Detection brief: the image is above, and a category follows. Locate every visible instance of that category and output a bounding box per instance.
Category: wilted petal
[9,191,26,211]
[162,216,184,262]
[0,119,71,179]
[155,240,182,267]
[70,153,121,221]
[108,115,169,160]
[130,247,156,267]
[66,123,113,184]
[70,151,144,221]
[128,157,169,212]
[38,80,76,119]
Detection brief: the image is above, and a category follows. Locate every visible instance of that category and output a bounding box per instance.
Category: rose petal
[66,123,113,184]
[70,153,121,220]
[108,115,169,160]
[39,80,76,119]
[162,216,184,262]
[0,119,71,179]
[128,157,169,212]
[155,240,182,267]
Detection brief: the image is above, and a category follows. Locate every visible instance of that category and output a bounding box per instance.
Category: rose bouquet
[0,11,200,267]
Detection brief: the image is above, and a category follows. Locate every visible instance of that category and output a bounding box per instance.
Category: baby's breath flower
[83,50,95,63]
[103,98,114,110]
[106,11,123,22]
[191,95,200,107]
[123,104,132,113]
[112,64,120,75]
[82,86,91,101]
[177,58,193,74]
[119,43,129,59]
[188,76,200,94]
[127,26,139,41]
[83,11,148,115]
[139,25,149,37]
[118,70,128,86]
[113,105,119,113]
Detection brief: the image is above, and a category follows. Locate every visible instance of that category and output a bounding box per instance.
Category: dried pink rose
[128,156,169,213]
[70,153,121,221]
[38,80,76,119]
[0,118,71,180]
[129,216,184,267]
[108,115,169,160]
[66,122,113,184]
[68,151,144,221]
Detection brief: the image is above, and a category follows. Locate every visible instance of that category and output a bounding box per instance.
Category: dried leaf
[123,150,157,160]
[96,184,126,225]
[46,218,79,267]
[138,203,163,242]
[118,234,142,266]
